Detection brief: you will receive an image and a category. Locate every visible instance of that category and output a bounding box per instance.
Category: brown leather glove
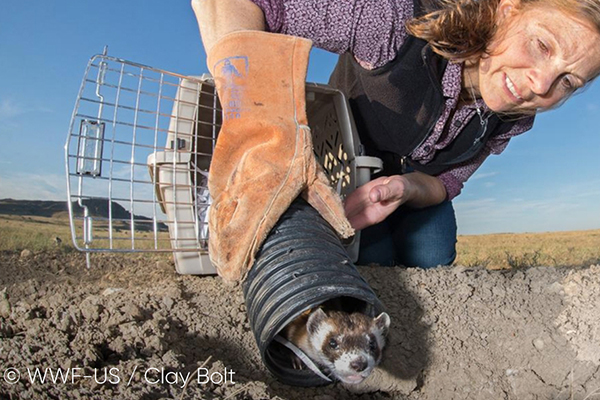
[206,31,354,282]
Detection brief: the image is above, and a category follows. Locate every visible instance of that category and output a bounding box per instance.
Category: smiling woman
[190,0,600,272]
[449,0,600,113]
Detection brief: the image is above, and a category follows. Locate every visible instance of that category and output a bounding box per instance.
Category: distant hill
[0,199,70,218]
[0,198,168,231]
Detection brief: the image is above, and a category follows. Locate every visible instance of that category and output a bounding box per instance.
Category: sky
[1,0,599,236]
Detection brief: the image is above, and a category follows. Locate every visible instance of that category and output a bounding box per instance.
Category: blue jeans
[357,200,457,268]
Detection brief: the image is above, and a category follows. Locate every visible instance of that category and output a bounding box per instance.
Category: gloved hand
[207,31,354,282]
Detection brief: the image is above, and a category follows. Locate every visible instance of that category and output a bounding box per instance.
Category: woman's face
[475,0,600,113]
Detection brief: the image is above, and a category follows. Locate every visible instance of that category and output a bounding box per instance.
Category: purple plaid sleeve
[437,116,534,199]
[249,0,413,69]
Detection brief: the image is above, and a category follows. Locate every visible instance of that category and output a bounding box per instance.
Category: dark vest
[328,18,516,176]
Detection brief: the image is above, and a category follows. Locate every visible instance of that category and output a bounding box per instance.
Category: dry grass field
[2,214,599,269]
[0,214,173,253]
[0,215,74,252]
[456,229,600,269]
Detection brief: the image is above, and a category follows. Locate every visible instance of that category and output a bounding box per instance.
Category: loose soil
[1,250,599,399]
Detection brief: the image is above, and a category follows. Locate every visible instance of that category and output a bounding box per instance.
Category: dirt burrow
[0,250,598,400]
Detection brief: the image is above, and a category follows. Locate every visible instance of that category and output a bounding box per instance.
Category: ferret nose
[350,357,368,372]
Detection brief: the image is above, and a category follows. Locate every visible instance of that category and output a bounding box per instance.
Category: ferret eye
[368,337,377,351]
[329,338,339,349]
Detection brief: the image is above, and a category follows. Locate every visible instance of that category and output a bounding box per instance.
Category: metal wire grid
[65,53,219,253]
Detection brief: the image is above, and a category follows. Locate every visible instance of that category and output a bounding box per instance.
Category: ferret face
[306,309,391,384]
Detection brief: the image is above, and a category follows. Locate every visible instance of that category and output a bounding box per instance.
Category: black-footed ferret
[283,308,391,384]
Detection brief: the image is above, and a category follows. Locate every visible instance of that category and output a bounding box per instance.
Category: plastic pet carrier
[65,51,382,274]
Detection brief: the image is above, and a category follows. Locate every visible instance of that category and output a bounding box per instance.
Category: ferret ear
[373,312,391,336]
[307,309,328,335]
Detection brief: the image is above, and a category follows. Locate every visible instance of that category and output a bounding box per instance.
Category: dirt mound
[0,251,598,399]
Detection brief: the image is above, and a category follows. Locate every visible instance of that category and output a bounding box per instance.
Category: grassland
[0,215,172,253]
[2,214,600,269]
[456,229,600,269]
[0,215,74,252]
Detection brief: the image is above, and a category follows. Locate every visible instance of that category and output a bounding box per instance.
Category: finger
[369,183,389,203]
[347,208,381,231]
[347,198,398,231]
[344,176,404,222]
[374,177,408,205]
[368,177,398,203]
[344,195,373,220]
[344,176,389,216]
[347,213,371,231]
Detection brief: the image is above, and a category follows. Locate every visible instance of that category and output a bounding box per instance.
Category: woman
[192,0,600,279]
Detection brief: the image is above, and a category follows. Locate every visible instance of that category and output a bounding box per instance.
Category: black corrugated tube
[242,197,386,386]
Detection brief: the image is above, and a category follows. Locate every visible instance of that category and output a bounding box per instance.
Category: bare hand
[344,175,409,231]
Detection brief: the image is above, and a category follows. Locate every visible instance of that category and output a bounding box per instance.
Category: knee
[395,201,457,268]
[408,245,457,269]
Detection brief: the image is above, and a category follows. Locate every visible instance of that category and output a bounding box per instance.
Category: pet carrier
[65,51,382,274]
